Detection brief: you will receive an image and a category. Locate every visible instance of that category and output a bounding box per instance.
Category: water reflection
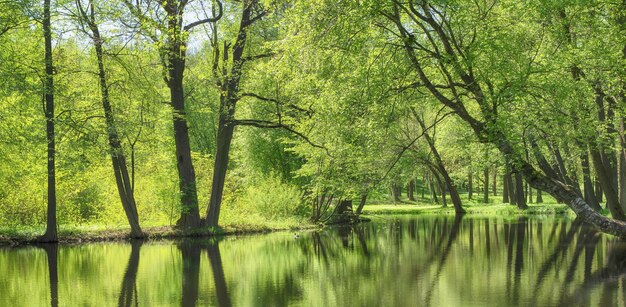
[39,244,58,307]
[207,239,231,307]
[118,240,142,307]
[4,216,626,306]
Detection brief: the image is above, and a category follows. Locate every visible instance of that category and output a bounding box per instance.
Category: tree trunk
[206,112,235,225]
[595,177,603,203]
[429,173,439,204]
[507,172,517,206]
[591,148,626,220]
[206,4,254,227]
[83,8,144,237]
[493,168,498,196]
[581,150,602,211]
[39,0,57,243]
[483,167,489,203]
[421,174,426,199]
[590,89,625,220]
[391,183,401,202]
[408,180,416,201]
[503,174,510,203]
[440,179,447,207]
[161,7,201,228]
[536,189,543,203]
[414,112,465,213]
[514,172,528,209]
[390,3,626,236]
[356,193,368,214]
[468,172,473,200]
[619,117,626,212]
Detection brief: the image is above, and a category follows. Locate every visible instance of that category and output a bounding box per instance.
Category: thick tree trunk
[161,7,201,228]
[171,78,201,227]
[483,167,489,203]
[206,112,235,226]
[84,12,144,238]
[40,0,57,243]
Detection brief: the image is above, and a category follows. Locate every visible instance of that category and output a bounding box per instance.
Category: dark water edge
[1,215,625,306]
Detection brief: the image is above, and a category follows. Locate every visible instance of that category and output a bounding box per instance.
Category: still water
[1,215,626,306]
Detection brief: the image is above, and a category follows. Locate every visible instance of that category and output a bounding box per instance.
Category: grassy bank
[0,198,582,245]
[362,201,574,216]
[0,217,316,246]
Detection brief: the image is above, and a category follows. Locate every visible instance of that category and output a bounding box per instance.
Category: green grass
[0,216,316,245]
[361,201,573,216]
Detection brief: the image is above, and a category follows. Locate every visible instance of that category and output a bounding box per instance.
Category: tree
[205,0,268,226]
[379,0,626,236]
[75,0,144,238]
[38,0,57,243]
[123,0,224,228]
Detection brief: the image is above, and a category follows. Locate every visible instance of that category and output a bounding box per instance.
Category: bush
[241,175,308,219]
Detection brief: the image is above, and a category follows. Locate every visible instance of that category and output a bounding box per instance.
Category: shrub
[241,175,308,219]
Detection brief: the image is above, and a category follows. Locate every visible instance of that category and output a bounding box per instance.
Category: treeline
[1,0,625,239]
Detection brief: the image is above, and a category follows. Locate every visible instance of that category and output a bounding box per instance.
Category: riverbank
[361,201,575,216]
[1,201,579,246]
[0,218,317,246]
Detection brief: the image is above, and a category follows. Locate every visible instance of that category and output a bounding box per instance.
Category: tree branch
[183,0,224,31]
[232,119,329,154]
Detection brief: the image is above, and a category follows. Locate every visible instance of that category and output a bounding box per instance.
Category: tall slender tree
[75,0,144,238]
[39,0,57,243]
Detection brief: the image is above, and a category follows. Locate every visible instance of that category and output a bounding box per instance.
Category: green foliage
[240,174,307,219]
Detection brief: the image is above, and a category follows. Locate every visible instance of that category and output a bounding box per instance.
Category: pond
[1,215,625,306]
